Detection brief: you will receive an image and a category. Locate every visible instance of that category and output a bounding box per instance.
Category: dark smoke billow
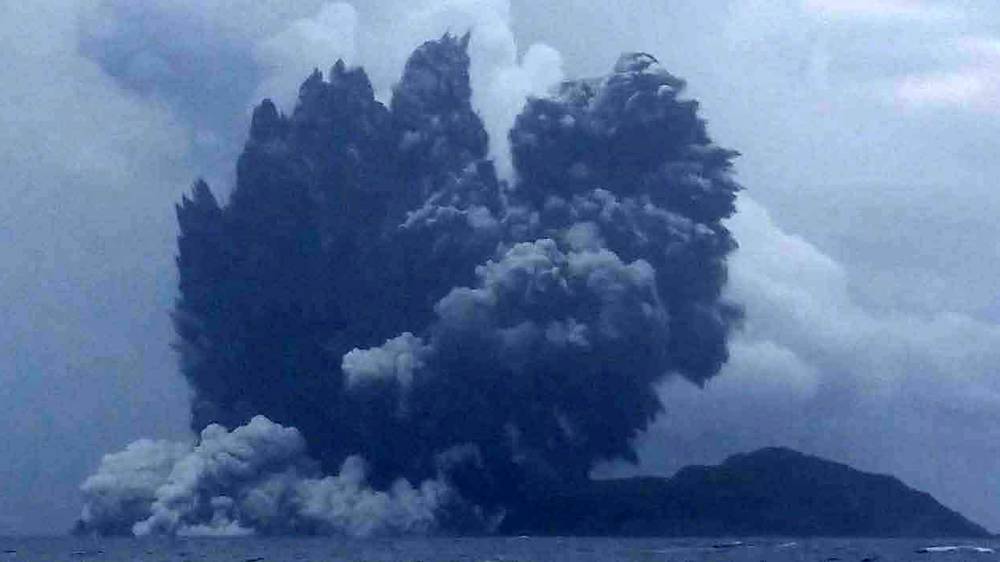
[77,35,742,537]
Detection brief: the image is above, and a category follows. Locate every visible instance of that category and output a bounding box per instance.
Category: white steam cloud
[254,3,359,111]
[251,0,563,179]
[79,416,453,537]
[400,0,564,179]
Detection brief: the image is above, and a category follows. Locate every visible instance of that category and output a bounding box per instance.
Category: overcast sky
[2,0,1000,535]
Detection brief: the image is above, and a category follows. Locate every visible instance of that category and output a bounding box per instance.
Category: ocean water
[0,537,996,562]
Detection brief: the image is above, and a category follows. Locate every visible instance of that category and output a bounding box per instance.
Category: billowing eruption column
[77,36,742,537]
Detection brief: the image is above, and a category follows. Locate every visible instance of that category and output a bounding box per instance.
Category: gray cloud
[0,0,195,534]
[79,0,564,185]
[601,197,1000,529]
[512,0,1000,318]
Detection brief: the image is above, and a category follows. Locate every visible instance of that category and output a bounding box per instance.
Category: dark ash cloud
[77,36,742,536]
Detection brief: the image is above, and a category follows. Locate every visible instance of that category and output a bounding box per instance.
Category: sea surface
[1,537,997,562]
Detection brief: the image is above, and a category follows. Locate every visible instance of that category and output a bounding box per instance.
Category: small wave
[712,541,746,549]
[916,545,995,554]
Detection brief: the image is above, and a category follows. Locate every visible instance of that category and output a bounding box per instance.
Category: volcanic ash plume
[77,36,742,536]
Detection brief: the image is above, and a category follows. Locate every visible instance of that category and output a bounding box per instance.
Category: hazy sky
[3,0,1000,534]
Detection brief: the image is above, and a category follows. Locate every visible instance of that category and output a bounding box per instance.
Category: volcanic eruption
[77,34,742,537]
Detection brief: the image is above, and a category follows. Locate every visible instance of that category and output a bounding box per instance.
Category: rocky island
[502,447,990,537]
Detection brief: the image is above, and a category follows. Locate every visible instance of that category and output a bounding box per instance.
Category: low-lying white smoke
[79,416,454,537]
